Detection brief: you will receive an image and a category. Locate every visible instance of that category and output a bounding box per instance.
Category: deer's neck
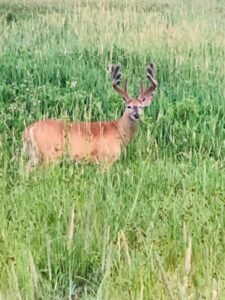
[117,111,138,146]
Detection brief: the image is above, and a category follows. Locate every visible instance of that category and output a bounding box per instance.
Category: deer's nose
[133,112,139,119]
[133,107,140,119]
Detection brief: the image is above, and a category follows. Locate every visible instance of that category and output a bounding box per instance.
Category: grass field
[1,0,225,299]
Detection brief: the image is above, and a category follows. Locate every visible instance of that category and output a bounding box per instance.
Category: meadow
[1,0,225,299]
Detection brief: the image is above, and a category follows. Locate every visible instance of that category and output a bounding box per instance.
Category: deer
[22,63,157,167]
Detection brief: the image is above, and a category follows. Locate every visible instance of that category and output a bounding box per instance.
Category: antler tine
[138,63,157,100]
[112,64,121,81]
[147,63,157,87]
[111,64,131,103]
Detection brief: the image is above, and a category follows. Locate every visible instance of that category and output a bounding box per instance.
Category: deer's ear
[141,94,154,107]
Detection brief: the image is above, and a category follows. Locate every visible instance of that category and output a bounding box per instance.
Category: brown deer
[22,63,157,166]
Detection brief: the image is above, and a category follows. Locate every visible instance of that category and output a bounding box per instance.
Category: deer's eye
[127,105,132,109]
[139,106,142,109]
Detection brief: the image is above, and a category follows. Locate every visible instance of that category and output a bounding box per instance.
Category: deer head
[111,63,157,121]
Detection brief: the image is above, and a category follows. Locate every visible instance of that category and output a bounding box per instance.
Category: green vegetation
[1,0,225,298]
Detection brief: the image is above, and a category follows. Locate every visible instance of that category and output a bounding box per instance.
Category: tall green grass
[1,0,225,299]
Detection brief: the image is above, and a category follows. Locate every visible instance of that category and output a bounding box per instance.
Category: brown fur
[22,113,138,165]
[22,64,157,166]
